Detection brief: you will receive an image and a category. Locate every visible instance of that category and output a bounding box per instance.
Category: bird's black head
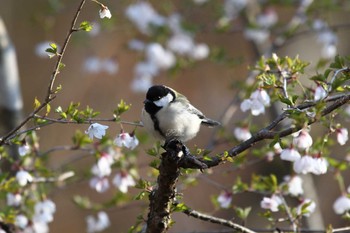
[144,85,176,115]
[145,85,173,102]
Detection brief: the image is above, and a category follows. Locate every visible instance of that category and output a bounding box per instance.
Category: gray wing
[186,102,220,127]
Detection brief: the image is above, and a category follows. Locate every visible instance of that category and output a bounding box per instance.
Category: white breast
[157,102,202,142]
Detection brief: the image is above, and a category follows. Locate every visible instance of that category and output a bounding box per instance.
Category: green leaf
[172,202,189,212]
[234,206,252,221]
[79,21,93,32]
[33,97,41,110]
[115,99,131,116]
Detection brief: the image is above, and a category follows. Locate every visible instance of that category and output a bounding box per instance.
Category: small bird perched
[141,85,220,143]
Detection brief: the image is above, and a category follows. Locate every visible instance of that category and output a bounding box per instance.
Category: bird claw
[162,139,208,171]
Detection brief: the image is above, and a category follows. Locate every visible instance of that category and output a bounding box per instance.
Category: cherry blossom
[297,199,316,217]
[293,129,313,150]
[85,123,109,140]
[280,146,301,162]
[16,170,33,186]
[90,177,110,193]
[7,192,22,206]
[87,211,111,233]
[337,128,348,146]
[99,6,112,19]
[314,84,327,101]
[190,43,210,60]
[125,2,166,35]
[284,175,303,196]
[333,195,350,215]
[240,89,270,116]
[18,143,31,156]
[217,191,233,209]
[260,194,282,212]
[293,155,328,175]
[33,199,56,223]
[233,127,252,141]
[114,132,139,149]
[113,172,136,193]
[15,214,29,229]
[146,43,176,70]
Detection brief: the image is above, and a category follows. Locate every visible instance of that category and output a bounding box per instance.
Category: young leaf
[79,21,93,32]
[33,97,41,110]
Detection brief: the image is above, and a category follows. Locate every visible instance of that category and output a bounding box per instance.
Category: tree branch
[180,203,256,233]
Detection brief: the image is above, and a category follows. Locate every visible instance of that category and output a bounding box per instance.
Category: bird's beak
[143,99,150,104]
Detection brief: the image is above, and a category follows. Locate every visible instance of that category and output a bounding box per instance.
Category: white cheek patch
[154,93,174,107]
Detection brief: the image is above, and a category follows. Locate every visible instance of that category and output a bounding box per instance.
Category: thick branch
[202,92,350,168]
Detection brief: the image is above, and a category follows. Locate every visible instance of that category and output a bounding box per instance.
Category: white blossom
[284,175,303,196]
[91,156,112,178]
[33,199,56,224]
[113,172,136,193]
[233,127,252,141]
[85,123,109,140]
[312,157,328,175]
[90,177,110,193]
[256,9,278,28]
[333,195,350,215]
[190,43,210,60]
[18,143,31,156]
[102,58,119,75]
[337,128,348,146]
[293,130,313,150]
[131,75,153,93]
[293,155,328,175]
[240,89,270,116]
[217,191,232,209]
[125,2,166,34]
[280,147,301,162]
[99,6,112,19]
[146,43,176,70]
[7,192,22,206]
[16,170,33,186]
[321,44,337,60]
[114,132,139,149]
[260,194,282,212]
[167,33,194,55]
[84,56,102,74]
[87,211,111,233]
[293,155,315,174]
[244,28,270,44]
[297,199,316,217]
[314,84,327,101]
[15,214,29,229]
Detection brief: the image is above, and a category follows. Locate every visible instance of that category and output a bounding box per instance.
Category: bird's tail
[201,118,221,127]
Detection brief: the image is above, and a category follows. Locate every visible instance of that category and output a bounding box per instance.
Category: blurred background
[1,0,350,232]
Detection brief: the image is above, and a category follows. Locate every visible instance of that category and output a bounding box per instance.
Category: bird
[141,85,220,143]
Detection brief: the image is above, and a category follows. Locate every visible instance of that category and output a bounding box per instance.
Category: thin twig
[180,203,256,233]
[0,0,86,146]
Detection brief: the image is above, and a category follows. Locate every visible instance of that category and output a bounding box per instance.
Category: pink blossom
[337,128,348,146]
[260,194,282,212]
[293,130,313,150]
[217,191,233,209]
[113,172,136,193]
